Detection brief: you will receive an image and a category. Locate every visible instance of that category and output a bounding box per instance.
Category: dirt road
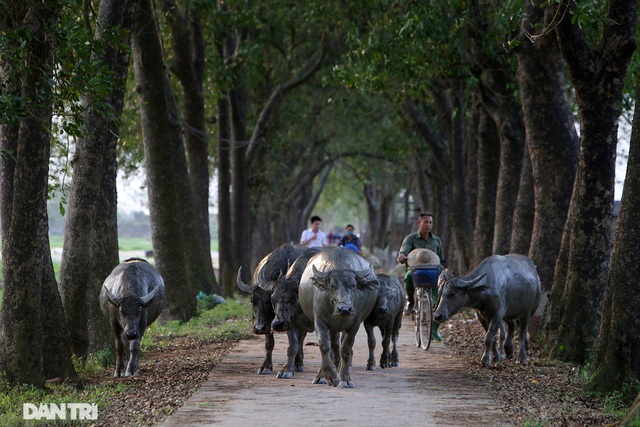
[158,321,513,427]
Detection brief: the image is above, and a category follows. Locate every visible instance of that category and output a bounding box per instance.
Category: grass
[47,235,218,252]
[0,299,252,426]
[0,235,219,285]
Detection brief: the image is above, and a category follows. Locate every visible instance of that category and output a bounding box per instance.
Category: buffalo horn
[236,267,253,293]
[354,268,372,281]
[456,273,487,289]
[140,285,161,306]
[103,285,122,307]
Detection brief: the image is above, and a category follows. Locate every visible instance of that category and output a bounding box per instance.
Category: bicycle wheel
[413,289,421,347]
[417,289,433,350]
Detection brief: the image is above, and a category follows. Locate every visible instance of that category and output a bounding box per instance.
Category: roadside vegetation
[0,298,252,426]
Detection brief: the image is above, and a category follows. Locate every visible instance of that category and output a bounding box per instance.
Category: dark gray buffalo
[299,247,379,387]
[434,254,541,367]
[100,258,165,377]
[270,247,322,378]
[364,273,403,370]
[237,243,306,374]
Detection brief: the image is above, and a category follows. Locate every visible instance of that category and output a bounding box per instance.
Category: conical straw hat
[407,248,440,267]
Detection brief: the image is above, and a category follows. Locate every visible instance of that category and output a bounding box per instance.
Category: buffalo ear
[311,274,330,291]
[310,265,330,290]
[358,278,379,291]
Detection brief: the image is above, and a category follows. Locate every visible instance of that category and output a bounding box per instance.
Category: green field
[47,235,219,252]
[0,236,219,298]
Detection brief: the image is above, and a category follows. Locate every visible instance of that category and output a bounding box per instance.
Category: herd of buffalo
[98,244,542,388]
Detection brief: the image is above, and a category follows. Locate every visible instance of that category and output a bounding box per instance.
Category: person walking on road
[396,212,445,341]
[339,224,362,252]
[300,215,329,248]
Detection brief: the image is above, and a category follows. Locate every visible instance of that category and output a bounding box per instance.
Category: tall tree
[218,2,327,273]
[0,0,76,385]
[551,0,637,364]
[510,140,535,255]
[217,93,234,296]
[59,0,138,358]
[472,105,500,265]
[132,0,196,321]
[589,76,640,393]
[468,0,525,257]
[162,0,219,296]
[514,2,579,338]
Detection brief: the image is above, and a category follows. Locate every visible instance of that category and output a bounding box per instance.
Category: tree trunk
[163,0,220,296]
[510,139,534,255]
[551,0,637,364]
[217,95,235,296]
[473,105,500,266]
[589,78,640,393]
[229,83,252,284]
[465,96,480,226]
[405,89,471,273]
[0,0,76,385]
[515,4,579,331]
[59,0,136,358]
[442,85,472,273]
[470,2,525,257]
[132,0,196,321]
[623,393,640,425]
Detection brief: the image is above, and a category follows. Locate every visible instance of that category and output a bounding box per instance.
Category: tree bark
[551,0,637,364]
[473,105,500,266]
[132,0,196,321]
[0,0,76,385]
[510,139,534,255]
[515,4,579,336]
[229,82,252,284]
[217,94,235,296]
[589,77,640,393]
[162,0,220,296]
[59,0,137,358]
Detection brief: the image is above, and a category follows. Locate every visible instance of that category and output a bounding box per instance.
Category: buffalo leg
[479,313,504,362]
[125,338,141,376]
[258,332,274,374]
[389,312,402,367]
[296,330,307,372]
[313,321,338,386]
[114,335,126,378]
[277,329,299,379]
[517,317,531,364]
[504,320,516,359]
[338,328,357,388]
[364,321,377,371]
[482,318,502,367]
[330,331,340,368]
[379,324,391,368]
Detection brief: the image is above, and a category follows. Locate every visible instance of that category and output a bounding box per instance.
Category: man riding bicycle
[396,212,445,341]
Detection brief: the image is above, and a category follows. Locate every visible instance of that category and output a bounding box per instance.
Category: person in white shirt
[300,215,328,248]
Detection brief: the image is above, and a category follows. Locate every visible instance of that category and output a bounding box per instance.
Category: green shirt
[399,231,444,261]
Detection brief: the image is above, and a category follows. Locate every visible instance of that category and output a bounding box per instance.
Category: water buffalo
[100,258,165,377]
[299,247,379,387]
[434,254,541,367]
[364,273,404,370]
[237,243,306,374]
[270,247,322,379]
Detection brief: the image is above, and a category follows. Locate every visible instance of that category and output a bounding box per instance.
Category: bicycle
[410,264,441,350]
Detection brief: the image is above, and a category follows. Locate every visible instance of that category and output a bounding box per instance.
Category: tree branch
[246,33,327,162]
